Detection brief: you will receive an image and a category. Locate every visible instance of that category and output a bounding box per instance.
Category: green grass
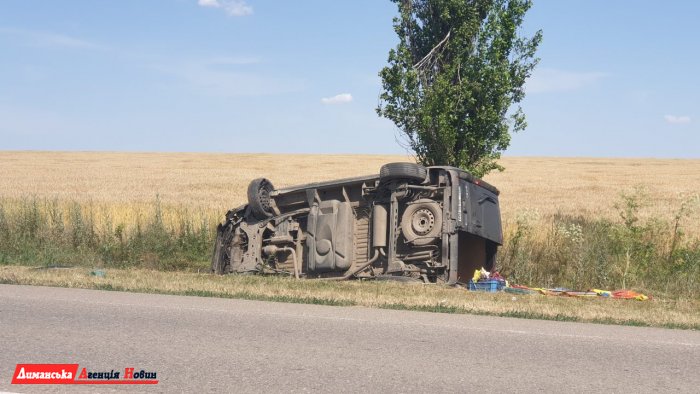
[0,198,213,271]
[500,190,700,299]
[1,191,699,299]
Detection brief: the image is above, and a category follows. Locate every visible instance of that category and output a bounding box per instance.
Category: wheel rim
[258,187,271,211]
[411,208,435,236]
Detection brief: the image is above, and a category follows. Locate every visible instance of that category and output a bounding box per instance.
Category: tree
[377,0,542,177]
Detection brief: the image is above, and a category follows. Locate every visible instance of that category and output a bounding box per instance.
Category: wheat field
[1,151,699,300]
[1,151,699,227]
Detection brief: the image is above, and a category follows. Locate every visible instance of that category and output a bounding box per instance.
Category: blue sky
[0,0,697,157]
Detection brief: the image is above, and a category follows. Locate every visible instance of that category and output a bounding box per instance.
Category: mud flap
[211,223,232,274]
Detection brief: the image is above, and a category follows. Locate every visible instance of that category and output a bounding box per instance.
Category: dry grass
[1,151,699,230]
[486,157,700,226]
[0,151,399,211]
[1,265,696,329]
[1,151,699,309]
[0,152,406,231]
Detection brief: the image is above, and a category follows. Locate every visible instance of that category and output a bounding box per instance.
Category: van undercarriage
[211,163,502,284]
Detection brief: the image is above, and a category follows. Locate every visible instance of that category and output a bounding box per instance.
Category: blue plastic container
[468,279,504,292]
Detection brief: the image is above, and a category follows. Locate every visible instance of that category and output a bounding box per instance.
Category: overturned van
[211,163,502,284]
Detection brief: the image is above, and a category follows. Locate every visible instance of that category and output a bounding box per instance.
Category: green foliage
[377,0,542,177]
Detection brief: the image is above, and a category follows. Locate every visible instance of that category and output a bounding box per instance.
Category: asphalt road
[1,285,698,393]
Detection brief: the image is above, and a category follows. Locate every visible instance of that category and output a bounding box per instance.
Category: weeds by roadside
[0,198,213,271]
[1,266,697,329]
[1,189,698,299]
[500,190,700,299]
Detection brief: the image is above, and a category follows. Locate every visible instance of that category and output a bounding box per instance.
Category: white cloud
[42,34,99,49]
[153,59,304,97]
[526,68,607,94]
[0,27,104,50]
[197,0,253,16]
[205,56,261,66]
[664,115,691,124]
[321,93,353,105]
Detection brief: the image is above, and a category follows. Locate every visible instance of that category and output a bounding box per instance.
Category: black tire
[379,163,427,183]
[247,178,275,220]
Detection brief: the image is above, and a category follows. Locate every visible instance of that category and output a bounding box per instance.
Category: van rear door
[460,181,503,245]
